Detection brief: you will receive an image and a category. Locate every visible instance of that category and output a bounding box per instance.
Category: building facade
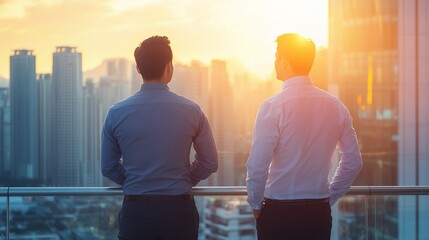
[0,87,11,178]
[83,79,102,186]
[208,60,236,186]
[52,47,83,186]
[38,73,53,184]
[202,197,256,240]
[10,50,39,179]
[329,0,429,239]
[397,0,429,239]
[329,0,399,186]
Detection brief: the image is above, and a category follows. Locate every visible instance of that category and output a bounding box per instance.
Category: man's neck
[282,74,308,82]
[143,80,166,84]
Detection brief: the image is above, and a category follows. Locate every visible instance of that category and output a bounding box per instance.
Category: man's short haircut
[276,33,316,75]
[134,36,173,80]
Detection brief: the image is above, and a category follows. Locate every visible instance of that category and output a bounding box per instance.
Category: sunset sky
[0,0,328,80]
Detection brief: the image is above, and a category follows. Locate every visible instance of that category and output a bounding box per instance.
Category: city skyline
[1,46,287,187]
[1,0,429,239]
[0,0,328,80]
[1,50,274,85]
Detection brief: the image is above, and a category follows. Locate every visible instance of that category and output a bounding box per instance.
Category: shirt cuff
[248,199,263,210]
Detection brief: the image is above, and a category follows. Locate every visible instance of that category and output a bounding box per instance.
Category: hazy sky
[0,0,328,79]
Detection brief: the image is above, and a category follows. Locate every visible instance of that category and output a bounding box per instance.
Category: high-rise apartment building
[10,50,39,179]
[38,73,53,184]
[83,79,102,186]
[0,87,11,177]
[52,47,83,186]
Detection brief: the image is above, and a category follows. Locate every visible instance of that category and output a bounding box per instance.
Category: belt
[264,198,329,206]
[123,194,193,202]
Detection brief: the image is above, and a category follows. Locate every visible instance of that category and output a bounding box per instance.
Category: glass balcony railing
[1,186,429,240]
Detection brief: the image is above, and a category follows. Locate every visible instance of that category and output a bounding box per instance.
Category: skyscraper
[52,47,83,186]
[0,87,11,178]
[329,1,399,238]
[397,0,429,238]
[83,79,102,186]
[10,50,38,179]
[329,0,429,239]
[208,60,236,185]
[38,73,53,184]
[329,0,398,186]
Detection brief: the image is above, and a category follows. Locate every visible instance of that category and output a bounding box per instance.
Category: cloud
[0,0,62,18]
[0,0,200,76]
[0,0,29,18]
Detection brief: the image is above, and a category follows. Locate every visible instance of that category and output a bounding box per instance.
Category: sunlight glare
[0,0,328,79]
[109,0,157,12]
[267,0,328,47]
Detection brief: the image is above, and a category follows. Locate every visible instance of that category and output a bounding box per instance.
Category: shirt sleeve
[101,111,126,185]
[190,111,218,186]
[329,107,363,206]
[246,101,281,210]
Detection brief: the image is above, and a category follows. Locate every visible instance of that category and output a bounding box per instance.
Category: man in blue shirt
[101,36,218,240]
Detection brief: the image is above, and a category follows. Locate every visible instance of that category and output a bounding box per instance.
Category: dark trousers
[118,197,199,240]
[256,199,332,240]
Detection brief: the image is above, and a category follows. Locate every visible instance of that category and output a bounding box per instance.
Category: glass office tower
[329,0,429,239]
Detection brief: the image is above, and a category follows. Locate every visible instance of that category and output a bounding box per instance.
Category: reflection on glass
[0,196,6,239]
[3,194,428,239]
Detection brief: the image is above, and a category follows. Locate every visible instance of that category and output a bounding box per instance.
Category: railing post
[364,195,369,240]
[6,187,9,240]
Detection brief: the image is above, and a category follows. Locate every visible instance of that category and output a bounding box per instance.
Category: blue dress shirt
[101,82,218,195]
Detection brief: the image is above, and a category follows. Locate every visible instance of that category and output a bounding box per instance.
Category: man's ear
[279,56,288,69]
[166,61,173,75]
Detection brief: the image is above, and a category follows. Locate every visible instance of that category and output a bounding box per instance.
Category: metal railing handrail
[2,186,429,240]
[1,186,429,197]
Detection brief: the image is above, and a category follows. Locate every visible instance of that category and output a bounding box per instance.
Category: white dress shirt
[246,76,362,210]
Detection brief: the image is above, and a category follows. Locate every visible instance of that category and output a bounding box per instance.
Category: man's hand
[253,209,261,220]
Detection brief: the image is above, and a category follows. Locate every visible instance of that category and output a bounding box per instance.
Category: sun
[265,0,329,47]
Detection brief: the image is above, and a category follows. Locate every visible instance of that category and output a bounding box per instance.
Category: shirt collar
[281,76,313,90]
[140,82,170,91]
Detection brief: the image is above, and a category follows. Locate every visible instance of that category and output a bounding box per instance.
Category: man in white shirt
[246,33,363,240]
